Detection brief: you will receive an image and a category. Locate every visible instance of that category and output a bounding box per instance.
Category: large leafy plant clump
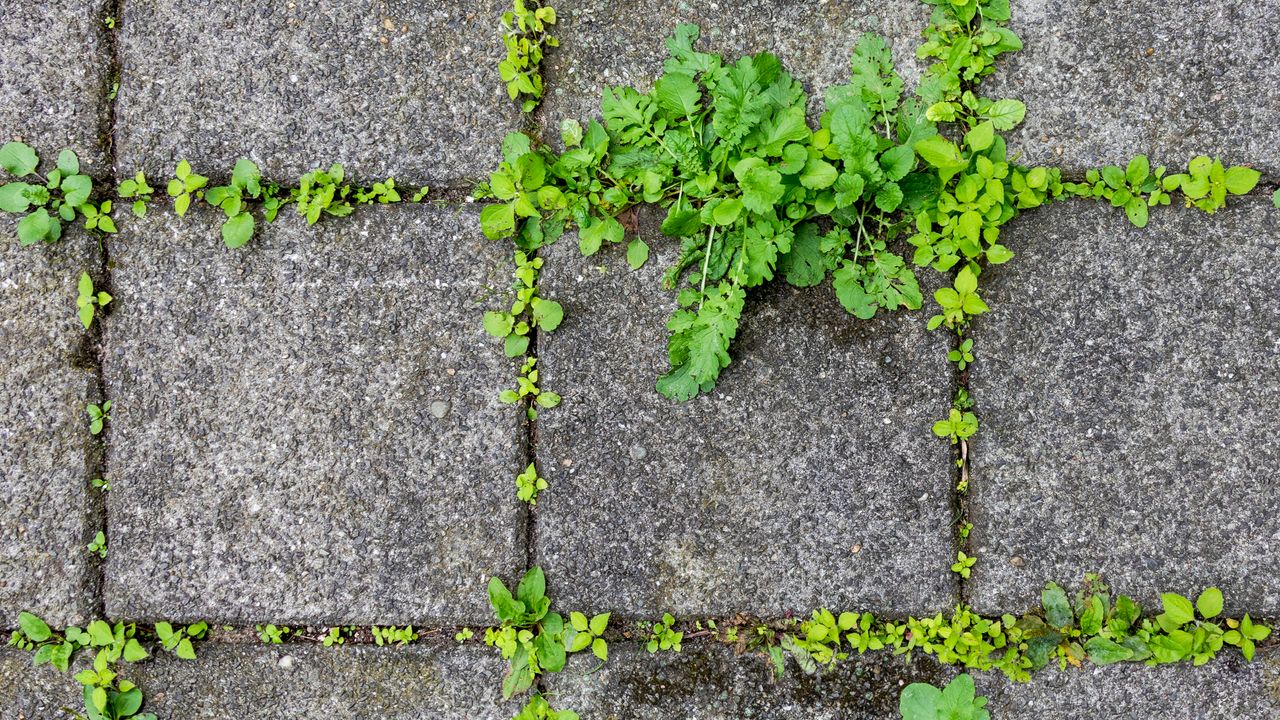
[478,0,1052,402]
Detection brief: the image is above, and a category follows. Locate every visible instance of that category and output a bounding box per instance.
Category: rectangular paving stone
[968,197,1280,615]
[101,204,523,625]
[546,641,953,719]
[0,0,111,175]
[984,0,1280,175]
[115,0,520,186]
[536,210,957,617]
[975,654,1280,718]
[541,0,931,132]
[0,221,99,628]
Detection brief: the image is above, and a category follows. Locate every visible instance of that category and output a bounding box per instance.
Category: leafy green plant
[455,627,474,643]
[77,271,112,329]
[1161,156,1260,214]
[484,250,564,358]
[515,462,548,504]
[117,172,154,218]
[567,611,610,661]
[646,613,683,653]
[948,337,974,369]
[899,674,988,720]
[154,621,207,660]
[512,694,579,720]
[92,477,113,492]
[485,567,567,698]
[87,531,108,559]
[500,357,561,419]
[167,160,208,217]
[204,159,263,248]
[255,624,291,644]
[500,0,558,112]
[86,401,112,435]
[372,626,419,646]
[951,550,976,579]
[322,626,350,647]
[353,178,401,205]
[293,163,355,224]
[1223,614,1271,661]
[1,143,108,244]
[932,408,977,444]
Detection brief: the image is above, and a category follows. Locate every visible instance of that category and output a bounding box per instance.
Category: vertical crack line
[523,315,539,575]
[951,333,973,607]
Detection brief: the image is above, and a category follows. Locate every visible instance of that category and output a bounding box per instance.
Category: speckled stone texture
[0,647,83,719]
[115,0,520,186]
[101,204,523,625]
[546,641,953,719]
[975,652,1280,718]
[535,210,957,617]
[128,644,511,719]
[968,197,1280,615]
[0,0,110,175]
[0,221,99,628]
[984,0,1280,175]
[540,0,931,132]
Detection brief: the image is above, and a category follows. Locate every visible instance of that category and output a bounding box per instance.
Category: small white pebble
[278,655,295,669]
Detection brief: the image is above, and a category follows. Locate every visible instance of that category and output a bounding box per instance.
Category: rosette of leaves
[485,567,568,698]
[0,143,109,244]
[203,159,263,248]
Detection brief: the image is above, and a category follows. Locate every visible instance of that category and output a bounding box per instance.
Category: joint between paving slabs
[952,333,973,607]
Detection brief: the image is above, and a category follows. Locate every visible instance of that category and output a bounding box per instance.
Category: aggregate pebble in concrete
[536,210,957,617]
[0,647,83,719]
[0,0,110,175]
[129,644,511,720]
[0,221,99,629]
[968,197,1280,615]
[115,0,520,186]
[985,0,1280,175]
[546,641,954,719]
[101,204,523,625]
[541,0,931,133]
[975,652,1280,718]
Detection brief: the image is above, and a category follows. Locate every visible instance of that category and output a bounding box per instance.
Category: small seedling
[155,621,207,660]
[567,611,610,661]
[167,160,208,216]
[76,271,112,329]
[516,463,548,505]
[86,401,112,435]
[372,625,418,646]
[500,357,561,419]
[255,624,290,644]
[322,626,350,647]
[513,694,579,720]
[454,627,474,643]
[87,531,107,559]
[899,674,989,720]
[932,408,977,444]
[203,158,262,248]
[951,551,977,579]
[92,477,112,492]
[117,171,155,218]
[499,0,558,112]
[948,338,974,369]
[646,613,682,654]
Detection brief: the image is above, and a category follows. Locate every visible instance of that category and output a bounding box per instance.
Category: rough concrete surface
[540,0,931,133]
[976,650,1280,718]
[986,0,1280,175]
[0,220,99,629]
[101,204,523,626]
[968,197,1280,616]
[115,0,521,186]
[0,647,83,719]
[0,0,110,175]
[547,641,954,720]
[536,210,957,617]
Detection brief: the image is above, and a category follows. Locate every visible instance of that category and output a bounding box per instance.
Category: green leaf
[531,298,564,331]
[1272,188,1279,209]
[0,141,38,177]
[483,311,514,338]
[61,175,92,207]
[1085,636,1134,666]
[964,121,995,152]
[1196,587,1224,619]
[1160,593,1196,627]
[627,238,650,269]
[915,135,967,179]
[654,72,702,118]
[19,612,51,642]
[1042,582,1072,628]
[592,637,608,661]
[479,203,516,240]
[879,145,915,181]
[799,158,838,190]
[1223,166,1260,195]
[176,637,196,660]
[898,682,942,720]
[17,208,54,246]
[57,149,80,176]
[123,638,149,662]
[79,304,95,330]
[874,182,903,212]
[1125,198,1149,228]
[0,182,36,212]
[657,283,745,401]
[504,335,529,357]
[589,612,610,636]
[232,158,262,196]
[712,198,743,226]
[984,99,1026,130]
[779,223,828,288]
[220,212,254,249]
[1126,155,1150,186]
[738,166,785,215]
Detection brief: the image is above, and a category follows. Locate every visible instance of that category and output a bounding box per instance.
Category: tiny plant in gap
[117,171,154,217]
[77,271,112,329]
[516,462,549,504]
[154,621,208,660]
[646,613,683,653]
[0,143,113,243]
[899,674,988,720]
[500,0,558,112]
[255,624,291,644]
[372,625,419,646]
[86,400,112,435]
[87,531,108,559]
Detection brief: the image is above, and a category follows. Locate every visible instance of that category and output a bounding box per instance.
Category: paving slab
[0,0,111,175]
[975,651,1280,718]
[536,210,957,617]
[540,0,931,134]
[968,197,1280,615]
[101,204,523,625]
[115,0,520,186]
[546,641,954,719]
[0,647,83,719]
[985,0,1280,176]
[0,221,99,629]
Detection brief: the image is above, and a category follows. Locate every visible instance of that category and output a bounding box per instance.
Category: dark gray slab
[975,651,1280,718]
[986,0,1280,175]
[968,197,1280,615]
[0,647,83,719]
[536,211,957,617]
[115,0,520,186]
[0,0,110,175]
[0,222,99,628]
[130,644,510,720]
[541,0,931,133]
[546,641,953,719]
[101,205,523,625]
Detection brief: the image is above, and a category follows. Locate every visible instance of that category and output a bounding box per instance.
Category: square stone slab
[540,0,931,132]
[0,222,99,628]
[102,204,523,625]
[546,641,954,719]
[536,213,957,617]
[975,655,1280,718]
[968,197,1280,615]
[115,0,521,186]
[984,0,1280,175]
[0,0,110,175]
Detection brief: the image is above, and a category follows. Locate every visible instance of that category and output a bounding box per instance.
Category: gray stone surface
[0,0,110,175]
[130,643,510,719]
[115,0,520,186]
[101,204,523,625]
[976,651,1280,718]
[540,0,931,133]
[0,647,83,719]
[0,221,99,629]
[968,197,1280,615]
[986,0,1280,176]
[536,210,957,617]
[547,641,953,719]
